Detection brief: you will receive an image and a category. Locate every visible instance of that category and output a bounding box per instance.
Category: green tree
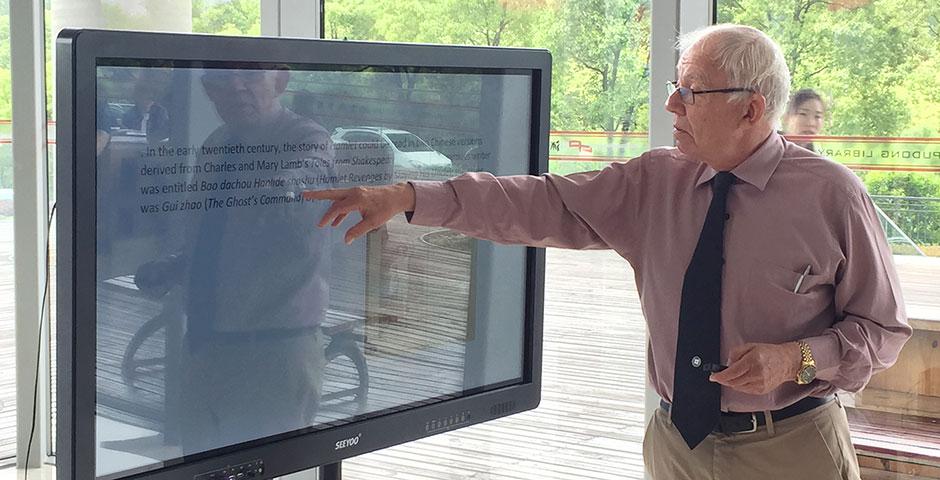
[1,7,9,118]
[0,68,10,121]
[719,0,938,138]
[432,0,549,46]
[325,0,378,41]
[552,0,649,132]
[0,10,9,71]
[895,1,940,137]
[323,0,653,133]
[192,0,261,36]
[327,0,548,46]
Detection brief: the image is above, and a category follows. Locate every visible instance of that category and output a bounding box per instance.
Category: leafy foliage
[192,0,260,36]
[863,172,940,244]
[327,0,651,133]
[553,0,649,131]
[718,0,940,138]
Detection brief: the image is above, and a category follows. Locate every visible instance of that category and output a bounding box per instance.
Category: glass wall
[326,1,651,478]
[718,1,940,478]
[0,0,16,465]
[41,0,262,459]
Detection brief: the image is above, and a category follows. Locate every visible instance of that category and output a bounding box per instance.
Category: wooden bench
[848,407,940,479]
[848,301,940,479]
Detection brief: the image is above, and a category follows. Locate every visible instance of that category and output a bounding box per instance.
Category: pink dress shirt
[408,132,912,412]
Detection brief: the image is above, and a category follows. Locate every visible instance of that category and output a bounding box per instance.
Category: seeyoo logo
[334,433,362,450]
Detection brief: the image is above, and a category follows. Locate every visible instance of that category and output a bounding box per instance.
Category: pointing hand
[302,182,416,244]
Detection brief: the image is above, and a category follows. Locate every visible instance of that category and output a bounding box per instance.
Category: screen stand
[318,462,341,480]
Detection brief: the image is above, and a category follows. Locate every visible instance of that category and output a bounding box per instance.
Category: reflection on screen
[94,62,532,478]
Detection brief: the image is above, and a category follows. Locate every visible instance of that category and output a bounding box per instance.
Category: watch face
[798,365,817,384]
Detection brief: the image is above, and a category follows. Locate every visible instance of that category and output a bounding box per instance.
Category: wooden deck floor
[339,247,648,480]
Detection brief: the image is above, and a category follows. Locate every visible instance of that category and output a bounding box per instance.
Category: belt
[660,395,834,434]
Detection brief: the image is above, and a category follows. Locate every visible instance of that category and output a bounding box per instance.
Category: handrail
[871,195,940,202]
[872,202,925,256]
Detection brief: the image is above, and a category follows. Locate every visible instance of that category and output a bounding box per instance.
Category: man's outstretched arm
[305,161,653,252]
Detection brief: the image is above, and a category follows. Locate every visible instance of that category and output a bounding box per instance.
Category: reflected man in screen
[139,64,336,455]
[304,24,910,480]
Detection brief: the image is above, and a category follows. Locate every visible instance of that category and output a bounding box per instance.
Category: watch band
[799,340,814,364]
[796,340,817,384]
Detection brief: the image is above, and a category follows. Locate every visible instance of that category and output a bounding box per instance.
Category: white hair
[677,24,791,124]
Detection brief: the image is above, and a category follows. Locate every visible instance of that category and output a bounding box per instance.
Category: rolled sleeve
[408,180,458,227]
[805,192,912,392]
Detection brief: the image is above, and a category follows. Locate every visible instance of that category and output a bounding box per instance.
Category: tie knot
[712,171,735,194]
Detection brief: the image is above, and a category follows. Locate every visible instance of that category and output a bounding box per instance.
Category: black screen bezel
[57,29,549,480]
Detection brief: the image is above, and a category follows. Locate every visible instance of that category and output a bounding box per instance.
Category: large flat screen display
[57,30,548,480]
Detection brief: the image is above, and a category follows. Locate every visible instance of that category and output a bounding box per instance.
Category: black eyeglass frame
[667,81,756,105]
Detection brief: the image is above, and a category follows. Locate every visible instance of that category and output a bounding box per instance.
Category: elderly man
[304,24,910,479]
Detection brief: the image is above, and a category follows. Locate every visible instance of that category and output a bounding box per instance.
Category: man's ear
[743,93,767,124]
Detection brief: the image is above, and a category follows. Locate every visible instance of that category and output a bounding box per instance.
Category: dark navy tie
[670,171,735,449]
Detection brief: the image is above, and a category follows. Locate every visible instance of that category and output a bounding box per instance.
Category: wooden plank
[859,457,940,479]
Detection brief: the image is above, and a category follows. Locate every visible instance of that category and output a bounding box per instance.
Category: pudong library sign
[548,131,940,174]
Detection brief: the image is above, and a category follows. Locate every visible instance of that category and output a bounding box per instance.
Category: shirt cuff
[802,334,841,382]
[406,180,451,226]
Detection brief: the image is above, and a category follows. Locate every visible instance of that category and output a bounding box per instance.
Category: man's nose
[665,90,685,115]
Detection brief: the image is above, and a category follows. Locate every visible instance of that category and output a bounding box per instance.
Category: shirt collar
[694,132,784,191]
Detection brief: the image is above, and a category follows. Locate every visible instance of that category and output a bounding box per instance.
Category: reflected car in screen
[331,127,453,170]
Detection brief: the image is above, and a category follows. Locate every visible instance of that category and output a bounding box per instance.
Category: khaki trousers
[643,398,861,480]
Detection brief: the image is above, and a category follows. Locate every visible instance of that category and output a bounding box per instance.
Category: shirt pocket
[743,257,832,326]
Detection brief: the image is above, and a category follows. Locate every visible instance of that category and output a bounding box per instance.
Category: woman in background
[783,88,826,151]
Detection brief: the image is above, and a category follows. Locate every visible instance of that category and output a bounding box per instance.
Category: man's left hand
[709,342,801,395]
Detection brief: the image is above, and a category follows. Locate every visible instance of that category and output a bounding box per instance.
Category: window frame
[10,0,51,469]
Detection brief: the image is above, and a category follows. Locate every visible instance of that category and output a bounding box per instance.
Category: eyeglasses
[667,81,756,105]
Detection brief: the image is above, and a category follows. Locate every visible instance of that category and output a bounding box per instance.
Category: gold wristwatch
[795,340,817,385]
